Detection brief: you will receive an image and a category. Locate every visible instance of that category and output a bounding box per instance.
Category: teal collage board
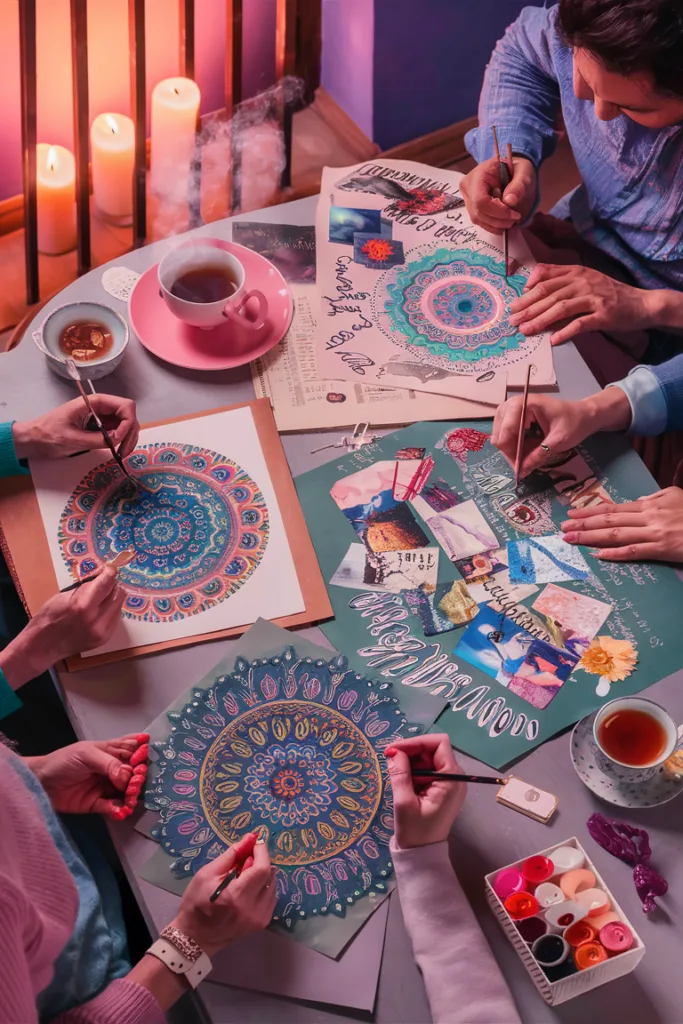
[296,422,683,769]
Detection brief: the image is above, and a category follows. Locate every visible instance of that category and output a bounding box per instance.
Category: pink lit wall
[0,0,276,201]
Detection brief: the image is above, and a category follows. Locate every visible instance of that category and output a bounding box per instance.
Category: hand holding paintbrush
[384,735,470,849]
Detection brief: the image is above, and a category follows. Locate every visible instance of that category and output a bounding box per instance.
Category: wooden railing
[17,0,320,305]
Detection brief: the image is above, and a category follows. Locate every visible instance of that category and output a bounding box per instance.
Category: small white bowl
[34,300,129,380]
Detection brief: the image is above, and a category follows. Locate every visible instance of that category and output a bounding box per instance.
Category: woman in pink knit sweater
[0,727,519,1023]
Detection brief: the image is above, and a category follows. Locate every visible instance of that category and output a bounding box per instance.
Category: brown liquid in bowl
[59,320,114,362]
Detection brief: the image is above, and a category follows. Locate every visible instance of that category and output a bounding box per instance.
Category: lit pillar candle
[150,77,201,198]
[36,143,76,255]
[91,113,135,223]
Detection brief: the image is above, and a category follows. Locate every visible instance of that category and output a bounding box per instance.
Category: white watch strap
[147,938,212,988]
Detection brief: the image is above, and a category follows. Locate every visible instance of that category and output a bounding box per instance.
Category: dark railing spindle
[18,0,39,305]
[70,0,91,274]
[128,0,147,248]
[179,0,195,79]
[275,0,298,189]
[226,0,243,213]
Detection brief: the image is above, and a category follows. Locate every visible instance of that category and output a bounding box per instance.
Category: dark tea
[597,708,668,766]
[170,266,237,304]
[59,320,113,361]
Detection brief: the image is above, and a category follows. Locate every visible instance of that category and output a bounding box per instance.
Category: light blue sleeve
[608,366,668,437]
[0,668,21,719]
[465,6,562,169]
[0,422,30,479]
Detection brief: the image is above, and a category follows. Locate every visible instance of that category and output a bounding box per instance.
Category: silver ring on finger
[540,443,551,453]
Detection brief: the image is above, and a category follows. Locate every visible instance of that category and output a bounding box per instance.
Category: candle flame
[47,146,58,172]
[104,114,118,134]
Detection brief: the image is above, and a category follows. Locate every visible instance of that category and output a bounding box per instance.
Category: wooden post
[225,0,243,116]
[70,0,91,275]
[275,0,298,190]
[226,0,243,213]
[128,0,147,248]
[179,0,195,78]
[179,0,201,228]
[18,0,39,305]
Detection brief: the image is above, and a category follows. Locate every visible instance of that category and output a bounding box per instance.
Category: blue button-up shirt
[465,5,683,291]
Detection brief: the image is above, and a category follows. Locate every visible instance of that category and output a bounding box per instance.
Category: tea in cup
[158,243,268,332]
[592,697,683,783]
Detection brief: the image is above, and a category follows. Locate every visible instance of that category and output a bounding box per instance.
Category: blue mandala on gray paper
[145,647,418,929]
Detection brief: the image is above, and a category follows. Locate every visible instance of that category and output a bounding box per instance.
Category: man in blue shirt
[461,0,683,348]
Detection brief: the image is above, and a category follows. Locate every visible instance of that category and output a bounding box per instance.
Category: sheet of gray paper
[139,617,443,959]
[138,842,396,957]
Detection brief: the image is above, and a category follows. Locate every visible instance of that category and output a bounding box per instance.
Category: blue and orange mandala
[377,247,535,372]
[145,648,417,928]
[58,442,268,623]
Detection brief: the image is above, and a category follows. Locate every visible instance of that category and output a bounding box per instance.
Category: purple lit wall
[321,0,374,139]
[322,0,546,150]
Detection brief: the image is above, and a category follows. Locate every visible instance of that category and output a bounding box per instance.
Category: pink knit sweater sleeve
[391,839,521,1024]
[53,979,164,1024]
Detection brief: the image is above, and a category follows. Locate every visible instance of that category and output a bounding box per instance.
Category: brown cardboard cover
[0,399,331,670]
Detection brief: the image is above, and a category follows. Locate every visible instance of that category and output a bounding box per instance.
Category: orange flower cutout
[579,636,638,697]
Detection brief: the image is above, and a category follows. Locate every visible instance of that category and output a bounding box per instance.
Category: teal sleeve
[0,422,30,479]
[0,668,21,718]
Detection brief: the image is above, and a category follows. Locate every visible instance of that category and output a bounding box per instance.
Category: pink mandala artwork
[436,427,489,464]
[58,442,269,623]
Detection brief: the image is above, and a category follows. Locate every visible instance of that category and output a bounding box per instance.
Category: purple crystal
[587,812,667,913]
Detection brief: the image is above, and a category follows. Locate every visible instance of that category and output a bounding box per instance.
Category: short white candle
[91,112,135,223]
[36,143,77,255]
[150,77,201,198]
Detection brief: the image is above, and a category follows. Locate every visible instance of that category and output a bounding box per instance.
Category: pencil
[514,363,533,489]
[411,770,508,785]
[209,867,239,904]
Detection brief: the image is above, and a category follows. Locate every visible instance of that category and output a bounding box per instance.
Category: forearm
[465,8,560,167]
[0,630,47,690]
[392,840,520,1024]
[579,388,634,436]
[647,288,683,334]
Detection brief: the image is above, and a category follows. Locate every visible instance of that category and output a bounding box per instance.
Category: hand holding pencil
[385,735,467,849]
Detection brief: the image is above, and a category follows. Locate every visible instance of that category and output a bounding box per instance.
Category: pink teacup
[158,242,268,332]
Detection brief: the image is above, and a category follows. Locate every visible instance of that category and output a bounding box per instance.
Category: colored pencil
[514,362,533,489]
[411,770,508,785]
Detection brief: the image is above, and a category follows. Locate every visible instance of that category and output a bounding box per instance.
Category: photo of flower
[579,636,638,697]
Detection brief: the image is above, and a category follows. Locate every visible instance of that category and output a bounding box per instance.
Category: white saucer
[570,711,683,809]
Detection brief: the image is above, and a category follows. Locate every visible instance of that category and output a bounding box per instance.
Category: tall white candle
[150,77,201,198]
[91,113,135,223]
[36,143,76,255]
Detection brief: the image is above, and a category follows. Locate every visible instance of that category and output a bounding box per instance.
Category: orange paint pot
[564,920,597,947]
[574,941,609,970]
[559,868,596,900]
[504,891,540,921]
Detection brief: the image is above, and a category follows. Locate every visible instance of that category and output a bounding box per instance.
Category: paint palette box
[485,837,645,1005]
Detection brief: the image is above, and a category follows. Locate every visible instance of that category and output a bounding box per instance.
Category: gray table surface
[4,199,681,1024]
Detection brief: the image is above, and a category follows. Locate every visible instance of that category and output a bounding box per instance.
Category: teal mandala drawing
[58,443,269,623]
[377,247,533,370]
[145,648,417,927]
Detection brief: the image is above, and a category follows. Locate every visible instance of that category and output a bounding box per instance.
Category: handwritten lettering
[348,592,539,742]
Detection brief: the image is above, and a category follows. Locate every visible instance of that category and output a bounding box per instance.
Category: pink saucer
[128,238,293,371]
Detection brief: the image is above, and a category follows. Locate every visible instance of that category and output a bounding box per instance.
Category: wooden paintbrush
[514,363,533,489]
[491,127,512,280]
[61,549,136,593]
[411,770,508,785]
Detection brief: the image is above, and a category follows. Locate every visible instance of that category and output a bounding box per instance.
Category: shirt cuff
[0,422,30,478]
[608,366,668,437]
[465,125,546,169]
[0,668,22,719]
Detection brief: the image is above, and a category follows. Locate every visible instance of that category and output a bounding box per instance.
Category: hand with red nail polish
[385,734,466,849]
[25,734,143,820]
